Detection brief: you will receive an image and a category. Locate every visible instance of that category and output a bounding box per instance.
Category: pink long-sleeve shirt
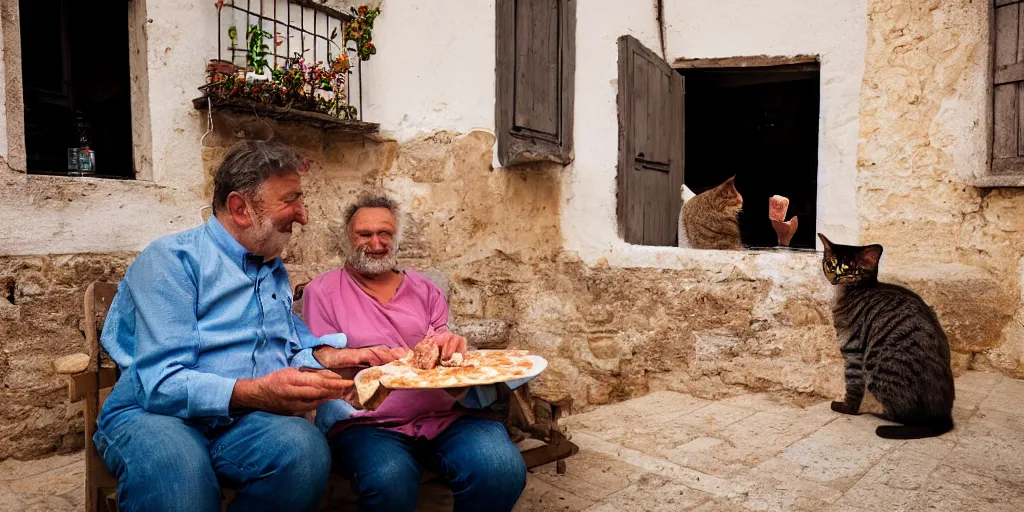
[302,267,478,439]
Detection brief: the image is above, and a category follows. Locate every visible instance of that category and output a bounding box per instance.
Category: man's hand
[313,346,408,368]
[424,331,468,361]
[231,367,353,416]
[361,346,409,366]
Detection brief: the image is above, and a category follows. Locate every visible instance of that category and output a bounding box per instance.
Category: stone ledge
[969,175,1024,188]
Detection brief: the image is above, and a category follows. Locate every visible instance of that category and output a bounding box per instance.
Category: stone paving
[3,371,1024,511]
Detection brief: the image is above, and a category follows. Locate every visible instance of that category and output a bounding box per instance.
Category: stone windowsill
[589,242,823,277]
[19,171,167,189]
[970,174,1024,188]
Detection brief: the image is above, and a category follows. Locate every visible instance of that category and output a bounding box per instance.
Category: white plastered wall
[560,0,868,269]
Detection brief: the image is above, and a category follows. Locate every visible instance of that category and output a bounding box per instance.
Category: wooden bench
[56,281,577,512]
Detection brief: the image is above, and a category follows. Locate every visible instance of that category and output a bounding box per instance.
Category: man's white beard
[348,245,398,275]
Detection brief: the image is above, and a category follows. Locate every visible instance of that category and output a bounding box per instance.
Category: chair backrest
[84,282,119,369]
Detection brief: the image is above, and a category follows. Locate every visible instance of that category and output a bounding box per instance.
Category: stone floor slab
[514,476,595,512]
[581,472,711,512]
[529,450,637,502]
[777,415,899,490]
[951,370,1003,396]
[905,463,1024,511]
[734,457,844,512]
[826,444,945,510]
[978,375,1024,416]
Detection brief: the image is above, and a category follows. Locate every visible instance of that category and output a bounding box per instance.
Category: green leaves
[345,5,380,62]
[246,24,271,74]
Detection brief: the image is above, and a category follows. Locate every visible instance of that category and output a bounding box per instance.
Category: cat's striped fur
[818,233,955,439]
[680,176,743,250]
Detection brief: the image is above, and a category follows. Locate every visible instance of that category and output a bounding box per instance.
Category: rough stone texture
[0,254,134,460]
[458,319,512,349]
[856,0,1024,379]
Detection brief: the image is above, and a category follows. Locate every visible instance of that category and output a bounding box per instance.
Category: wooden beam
[996,62,1024,85]
[69,368,118,401]
[996,0,1021,8]
[673,54,819,69]
[992,156,1024,175]
[520,436,580,469]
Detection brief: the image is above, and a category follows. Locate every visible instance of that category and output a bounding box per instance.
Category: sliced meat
[768,195,790,222]
[409,342,441,370]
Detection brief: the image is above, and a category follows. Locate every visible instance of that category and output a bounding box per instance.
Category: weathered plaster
[359,0,497,143]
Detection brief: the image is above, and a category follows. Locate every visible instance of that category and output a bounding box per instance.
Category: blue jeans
[329,416,527,512]
[94,410,331,512]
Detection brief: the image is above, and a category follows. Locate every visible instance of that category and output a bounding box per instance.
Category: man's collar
[206,215,282,272]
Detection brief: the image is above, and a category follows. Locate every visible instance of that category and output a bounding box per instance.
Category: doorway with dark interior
[679,63,820,250]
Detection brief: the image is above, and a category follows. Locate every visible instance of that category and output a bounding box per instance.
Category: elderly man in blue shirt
[93,140,383,512]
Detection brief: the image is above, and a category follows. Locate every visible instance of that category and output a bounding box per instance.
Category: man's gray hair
[342,194,402,251]
[212,140,303,213]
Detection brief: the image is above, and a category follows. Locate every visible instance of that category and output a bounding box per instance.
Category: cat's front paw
[831,401,860,415]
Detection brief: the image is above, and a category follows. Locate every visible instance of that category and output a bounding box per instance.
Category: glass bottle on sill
[67,111,96,176]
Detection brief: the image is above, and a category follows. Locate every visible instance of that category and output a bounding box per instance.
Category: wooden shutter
[617,35,685,246]
[993,0,1024,174]
[496,0,575,167]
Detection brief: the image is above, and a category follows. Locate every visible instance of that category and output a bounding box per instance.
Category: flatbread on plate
[354,349,547,410]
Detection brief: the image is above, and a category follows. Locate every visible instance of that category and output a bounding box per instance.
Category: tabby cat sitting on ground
[818,233,955,439]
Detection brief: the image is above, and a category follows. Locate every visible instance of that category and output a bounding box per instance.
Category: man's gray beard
[251,210,291,260]
[348,246,398,275]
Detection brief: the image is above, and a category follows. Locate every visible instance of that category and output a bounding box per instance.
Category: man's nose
[294,202,308,225]
[368,236,384,250]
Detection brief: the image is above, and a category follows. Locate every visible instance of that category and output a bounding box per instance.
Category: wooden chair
[57,281,577,512]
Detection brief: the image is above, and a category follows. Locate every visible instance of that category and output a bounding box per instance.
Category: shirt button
[272,293,277,299]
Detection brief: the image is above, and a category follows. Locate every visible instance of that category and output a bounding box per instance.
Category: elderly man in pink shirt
[301,195,528,512]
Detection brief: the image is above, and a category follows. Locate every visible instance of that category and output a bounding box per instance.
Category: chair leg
[103,494,118,512]
[551,403,568,474]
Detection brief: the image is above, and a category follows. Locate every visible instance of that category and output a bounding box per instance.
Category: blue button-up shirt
[97,216,346,432]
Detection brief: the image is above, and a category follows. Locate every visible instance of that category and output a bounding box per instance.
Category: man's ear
[226,192,254,229]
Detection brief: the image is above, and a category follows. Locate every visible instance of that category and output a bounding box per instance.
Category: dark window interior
[20,0,134,178]
[679,64,820,250]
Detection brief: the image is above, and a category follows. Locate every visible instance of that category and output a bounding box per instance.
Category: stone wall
[0,254,134,459]
[856,0,1024,378]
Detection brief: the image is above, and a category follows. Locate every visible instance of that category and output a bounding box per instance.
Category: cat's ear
[817,233,833,252]
[856,244,883,271]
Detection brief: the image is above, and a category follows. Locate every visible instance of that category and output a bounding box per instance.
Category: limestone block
[457,319,511,349]
[52,354,90,375]
[887,264,1016,353]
